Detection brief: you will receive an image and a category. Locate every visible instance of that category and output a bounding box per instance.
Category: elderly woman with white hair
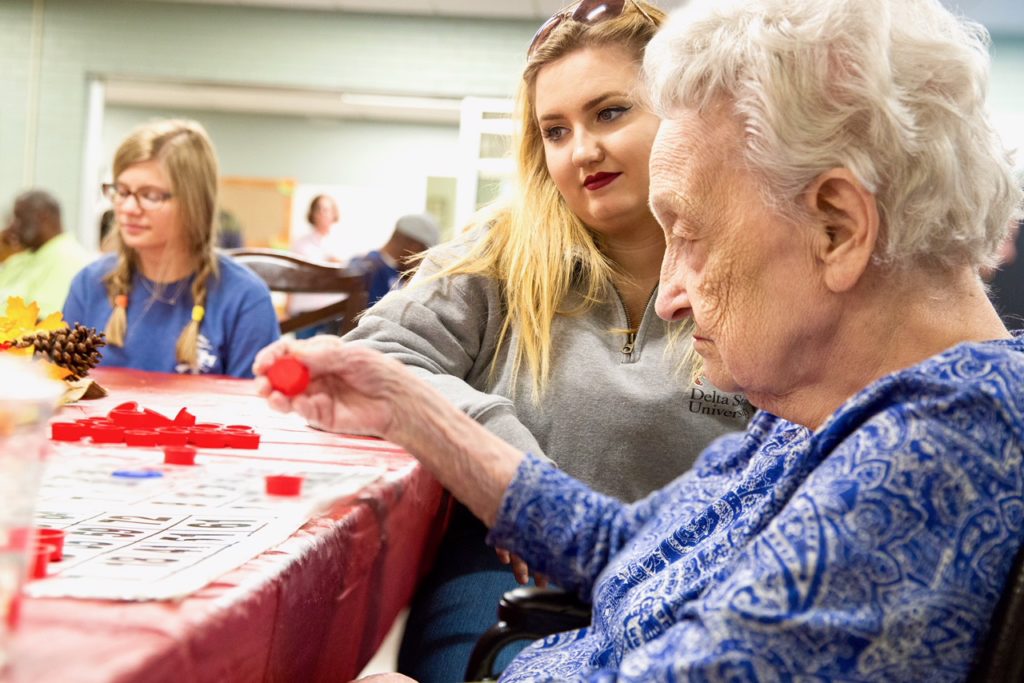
[256,0,1024,679]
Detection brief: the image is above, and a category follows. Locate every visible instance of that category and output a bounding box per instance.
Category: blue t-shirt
[63,253,280,378]
[349,250,401,307]
[491,332,1024,682]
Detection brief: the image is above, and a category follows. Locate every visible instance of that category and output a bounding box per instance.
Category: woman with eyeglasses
[281,2,748,680]
[63,118,279,378]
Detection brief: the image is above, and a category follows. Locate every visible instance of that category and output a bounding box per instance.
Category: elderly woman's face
[650,107,831,398]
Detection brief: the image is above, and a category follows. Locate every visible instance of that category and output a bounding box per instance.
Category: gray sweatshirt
[343,238,750,502]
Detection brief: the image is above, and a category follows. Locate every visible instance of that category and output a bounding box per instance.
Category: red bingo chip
[50,422,83,441]
[124,429,159,447]
[156,426,190,446]
[31,544,53,579]
[226,431,260,449]
[164,446,198,466]
[265,474,303,496]
[266,356,310,397]
[90,423,125,443]
[36,528,65,561]
[189,429,227,448]
[142,408,173,428]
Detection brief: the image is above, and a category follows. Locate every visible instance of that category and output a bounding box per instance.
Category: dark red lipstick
[583,172,621,191]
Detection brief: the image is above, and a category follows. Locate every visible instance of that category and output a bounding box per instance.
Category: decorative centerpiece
[0,297,107,402]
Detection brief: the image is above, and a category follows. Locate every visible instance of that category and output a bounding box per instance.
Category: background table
[3,367,449,683]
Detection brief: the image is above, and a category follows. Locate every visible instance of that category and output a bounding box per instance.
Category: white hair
[644,0,1023,270]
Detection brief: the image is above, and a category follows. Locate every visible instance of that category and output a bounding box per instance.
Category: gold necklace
[139,275,190,305]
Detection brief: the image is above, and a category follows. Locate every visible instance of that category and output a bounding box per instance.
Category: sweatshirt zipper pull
[621,331,636,356]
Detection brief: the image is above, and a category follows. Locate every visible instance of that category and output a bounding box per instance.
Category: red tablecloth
[3,368,449,683]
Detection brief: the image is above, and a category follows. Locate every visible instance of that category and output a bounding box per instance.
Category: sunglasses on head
[528,0,656,58]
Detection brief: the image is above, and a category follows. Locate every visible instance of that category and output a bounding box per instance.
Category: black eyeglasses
[528,0,655,58]
[101,183,173,211]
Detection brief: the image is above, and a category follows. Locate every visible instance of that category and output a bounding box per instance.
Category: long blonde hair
[430,1,668,398]
[102,119,220,371]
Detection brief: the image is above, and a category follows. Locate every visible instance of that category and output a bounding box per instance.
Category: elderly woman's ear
[804,167,880,293]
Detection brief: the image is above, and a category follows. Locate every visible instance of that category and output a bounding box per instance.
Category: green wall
[1,2,35,210]
[2,0,1022,239]
[1,0,535,233]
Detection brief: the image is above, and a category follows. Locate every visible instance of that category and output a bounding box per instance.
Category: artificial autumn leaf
[0,297,75,382]
[6,295,36,322]
[6,346,33,359]
[62,377,108,404]
[0,296,66,344]
[42,360,73,381]
[37,310,66,333]
[0,296,39,341]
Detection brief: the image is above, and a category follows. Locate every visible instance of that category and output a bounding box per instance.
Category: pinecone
[14,323,106,380]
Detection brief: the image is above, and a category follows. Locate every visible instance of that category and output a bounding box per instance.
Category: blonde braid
[108,118,221,369]
[174,259,215,369]
[102,256,135,347]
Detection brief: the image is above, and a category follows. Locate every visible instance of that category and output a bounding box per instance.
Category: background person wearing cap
[347,213,441,307]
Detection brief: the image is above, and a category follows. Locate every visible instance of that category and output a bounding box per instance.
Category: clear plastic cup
[0,356,63,670]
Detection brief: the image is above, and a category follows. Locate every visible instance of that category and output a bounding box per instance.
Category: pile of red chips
[50,401,260,450]
[49,401,304,498]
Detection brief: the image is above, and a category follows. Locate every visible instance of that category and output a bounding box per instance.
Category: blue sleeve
[487,454,630,599]
[62,267,94,328]
[631,420,1016,680]
[505,402,1020,681]
[488,432,750,600]
[658,408,1016,680]
[222,284,280,379]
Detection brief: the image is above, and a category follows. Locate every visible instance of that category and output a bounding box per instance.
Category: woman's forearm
[386,374,525,527]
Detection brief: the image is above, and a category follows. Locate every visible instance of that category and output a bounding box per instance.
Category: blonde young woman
[64,119,279,378]
[260,0,1024,677]
[335,1,749,679]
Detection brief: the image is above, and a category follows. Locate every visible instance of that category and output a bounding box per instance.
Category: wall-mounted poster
[218,177,295,248]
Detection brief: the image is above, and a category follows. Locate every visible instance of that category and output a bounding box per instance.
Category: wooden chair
[224,248,368,336]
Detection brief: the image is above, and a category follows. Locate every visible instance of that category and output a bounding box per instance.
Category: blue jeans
[398,504,530,682]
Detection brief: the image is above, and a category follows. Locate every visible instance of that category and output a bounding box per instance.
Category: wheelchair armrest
[465,587,592,681]
[498,586,592,635]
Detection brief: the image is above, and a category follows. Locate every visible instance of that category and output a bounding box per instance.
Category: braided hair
[102,119,220,370]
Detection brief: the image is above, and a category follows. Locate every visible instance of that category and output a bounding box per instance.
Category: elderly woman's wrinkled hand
[253,336,407,439]
[496,547,548,587]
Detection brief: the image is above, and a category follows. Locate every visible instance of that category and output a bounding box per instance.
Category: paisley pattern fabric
[489,334,1024,682]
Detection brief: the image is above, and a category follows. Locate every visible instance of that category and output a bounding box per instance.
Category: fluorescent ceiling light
[104,79,462,124]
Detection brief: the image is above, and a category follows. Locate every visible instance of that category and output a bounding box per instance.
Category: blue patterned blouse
[489,333,1024,682]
